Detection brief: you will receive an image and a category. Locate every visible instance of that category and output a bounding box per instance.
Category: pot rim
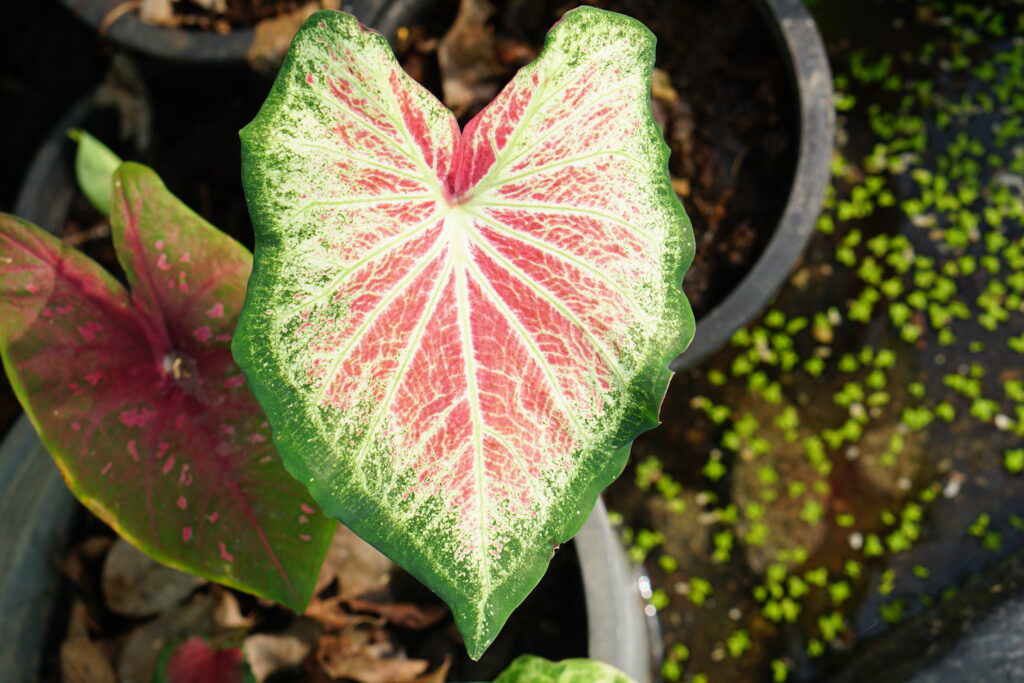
[58,0,389,64]
[671,0,835,371]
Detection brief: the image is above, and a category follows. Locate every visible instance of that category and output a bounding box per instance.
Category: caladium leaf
[68,128,122,215]
[0,163,333,611]
[154,636,255,683]
[236,7,693,656]
[493,655,636,683]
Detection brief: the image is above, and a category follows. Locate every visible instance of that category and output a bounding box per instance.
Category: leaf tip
[464,636,491,662]
[70,129,123,216]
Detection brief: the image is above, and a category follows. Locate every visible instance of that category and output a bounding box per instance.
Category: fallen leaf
[82,535,116,559]
[316,635,429,683]
[314,524,392,599]
[103,538,206,618]
[651,68,679,103]
[306,596,385,630]
[191,0,229,12]
[139,0,180,27]
[246,2,322,73]
[437,0,502,116]
[61,638,117,683]
[671,177,691,197]
[61,535,115,584]
[213,587,256,629]
[61,600,116,683]
[414,656,451,683]
[244,629,315,683]
[494,37,535,66]
[345,598,448,630]
[66,601,95,642]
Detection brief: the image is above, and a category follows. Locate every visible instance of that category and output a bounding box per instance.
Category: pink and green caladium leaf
[0,163,333,611]
[236,7,693,656]
[154,636,255,683]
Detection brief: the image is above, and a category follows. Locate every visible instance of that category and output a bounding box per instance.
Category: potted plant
[0,135,656,683]
[2,6,688,680]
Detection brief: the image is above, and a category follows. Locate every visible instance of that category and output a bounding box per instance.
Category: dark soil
[137,0,314,32]
[394,0,799,320]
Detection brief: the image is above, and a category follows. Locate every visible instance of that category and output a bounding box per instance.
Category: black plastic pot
[0,93,656,682]
[669,0,834,371]
[0,417,78,683]
[60,0,389,65]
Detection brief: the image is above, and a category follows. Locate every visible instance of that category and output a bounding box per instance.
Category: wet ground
[603,1,1024,681]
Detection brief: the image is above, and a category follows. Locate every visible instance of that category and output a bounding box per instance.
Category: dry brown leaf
[66,601,94,642]
[671,177,691,197]
[80,536,116,560]
[61,535,113,584]
[61,600,115,683]
[247,2,322,73]
[437,0,502,116]
[314,524,393,599]
[495,37,536,66]
[61,638,117,683]
[138,0,180,27]
[317,635,429,683]
[244,631,314,682]
[213,586,256,629]
[192,0,229,11]
[306,596,385,630]
[102,538,205,618]
[651,68,679,103]
[59,556,87,590]
[345,598,448,630]
[414,656,451,683]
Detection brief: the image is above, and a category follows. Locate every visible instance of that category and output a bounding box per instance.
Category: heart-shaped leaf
[0,163,332,611]
[236,7,693,655]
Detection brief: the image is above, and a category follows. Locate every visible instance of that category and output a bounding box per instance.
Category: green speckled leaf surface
[236,7,693,656]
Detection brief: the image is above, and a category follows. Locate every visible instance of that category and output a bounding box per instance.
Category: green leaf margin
[234,7,695,658]
[493,655,637,683]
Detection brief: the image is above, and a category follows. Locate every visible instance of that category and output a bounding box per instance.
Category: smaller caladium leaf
[154,636,255,683]
[0,163,333,611]
[237,7,693,656]
[68,128,122,215]
[493,655,636,683]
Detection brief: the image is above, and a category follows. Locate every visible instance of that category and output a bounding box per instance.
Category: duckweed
[607,2,1024,679]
